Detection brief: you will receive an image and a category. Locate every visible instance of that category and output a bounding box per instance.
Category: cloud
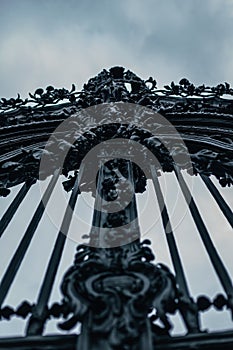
[1,0,233,98]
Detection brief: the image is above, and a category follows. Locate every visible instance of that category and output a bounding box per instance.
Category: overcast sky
[1,0,233,98]
[0,0,233,338]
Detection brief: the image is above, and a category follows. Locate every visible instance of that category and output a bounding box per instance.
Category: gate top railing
[0,66,232,194]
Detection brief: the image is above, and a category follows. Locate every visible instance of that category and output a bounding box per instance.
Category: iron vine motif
[0,67,232,196]
[1,66,233,113]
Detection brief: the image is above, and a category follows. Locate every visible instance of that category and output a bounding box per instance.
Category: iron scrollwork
[1,66,233,113]
[59,240,178,349]
[0,67,233,195]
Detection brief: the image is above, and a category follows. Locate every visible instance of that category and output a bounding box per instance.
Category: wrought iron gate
[0,67,232,349]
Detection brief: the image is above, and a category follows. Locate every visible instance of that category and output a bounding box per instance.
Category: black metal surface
[1,330,233,350]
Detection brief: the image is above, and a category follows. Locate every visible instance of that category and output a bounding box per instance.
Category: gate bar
[200,174,233,228]
[0,169,60,307]
[0,179,35,238]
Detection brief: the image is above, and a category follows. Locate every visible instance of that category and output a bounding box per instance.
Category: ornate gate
[0,67,232,349]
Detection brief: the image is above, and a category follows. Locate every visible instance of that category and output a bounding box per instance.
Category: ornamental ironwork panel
[0,67,232,350]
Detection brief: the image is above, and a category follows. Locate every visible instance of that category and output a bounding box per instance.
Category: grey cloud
[1,0,232,99]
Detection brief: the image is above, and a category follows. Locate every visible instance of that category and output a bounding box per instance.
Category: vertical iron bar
[0,179,35,238]
[93,163,104,228]
[127,161,141,245]
[127,161,138,224]
[200,174,233,228]
[90,163,104,247]
[150,166,200,333]
[150,165,190,299]
[26,165,84,335]
[174,166,233,299]
[0,169,60,308]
